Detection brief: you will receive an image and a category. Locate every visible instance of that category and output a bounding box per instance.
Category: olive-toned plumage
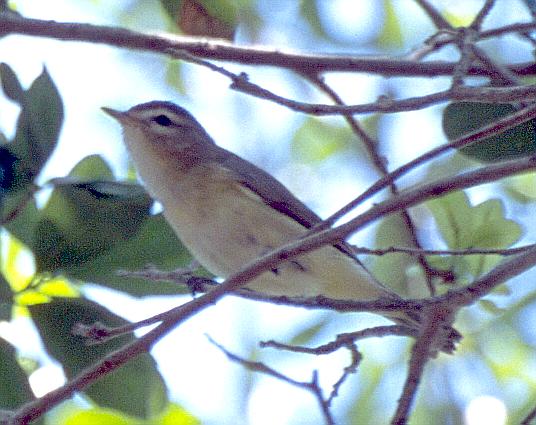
[103,101,459,353]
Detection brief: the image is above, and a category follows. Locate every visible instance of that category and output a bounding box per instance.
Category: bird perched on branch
[103,101,460,354]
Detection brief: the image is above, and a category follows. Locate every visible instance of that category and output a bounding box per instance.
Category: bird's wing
[221,151,360,260]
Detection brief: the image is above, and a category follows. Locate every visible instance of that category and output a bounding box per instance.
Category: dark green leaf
[67,213,194,296]
[442,102,536,162]
[1,188,40,248]
[31,155,193,295]
[34,180,152,272]
[0,63,24,102]
[0,337,35,410]
[30,298,168,418]
[0,273,12,321]
[0,146,23,192]
[11,67,63,177]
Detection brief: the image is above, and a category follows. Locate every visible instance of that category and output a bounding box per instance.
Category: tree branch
[320,101,536,228]
[1,13,535,78]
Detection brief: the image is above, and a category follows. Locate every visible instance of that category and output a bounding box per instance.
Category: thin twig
[327,343,361,405]
[470,44,521,85]
[481,21,536,38]
[207,335,335,425]
[444,244,536,307]
[405,31,456,61]
[391,306,449,424]
[521,403,536,425]
[470,0,496,30]
[9,154,536,424]
[167,50,536,114]
[261,326,414,354]
[318,102,536,228]
[451,28,478,87]
[351,244,536,257]
[414,0,452,29]
[302,73,443,292]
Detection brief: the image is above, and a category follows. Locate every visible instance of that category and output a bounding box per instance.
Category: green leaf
[66,213,194,296]
[10,67,64,178]
[372,214,428,296]
[31,155,193,296]
[52,401,199,425]
[377,0,403,48]
[299,0,327,39]
[0,337,35,410]
[30,298,168,418]
[427,191,522,277]
[160,0,180,21]
[159,403,200,424]
[68,154,114,181]
[60,409,131,425]
[34,180,152,272]
[504,172,536,203]
[0,145,30,193]
[479,299,506,315]
[165,60,186,95]
[442,102,536,162]
[0,273,13,321]
[199,0,239,26]
[289,319,329,347]
[2,188,40,248]
[292,118,353,164]
[0,63,24,102]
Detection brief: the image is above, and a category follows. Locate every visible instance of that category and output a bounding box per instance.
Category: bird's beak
[101,106,129,122]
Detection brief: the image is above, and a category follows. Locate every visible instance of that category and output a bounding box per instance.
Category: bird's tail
[388,308,461,355]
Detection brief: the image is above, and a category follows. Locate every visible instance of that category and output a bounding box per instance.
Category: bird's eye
[152,115,173,126]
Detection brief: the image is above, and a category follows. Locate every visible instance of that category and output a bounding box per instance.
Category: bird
[102,101,460,353]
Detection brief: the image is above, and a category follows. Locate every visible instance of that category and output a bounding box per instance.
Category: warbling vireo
[102,101,459,353]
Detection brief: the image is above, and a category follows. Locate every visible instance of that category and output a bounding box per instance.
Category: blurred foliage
[2,1,536,425]
[30,298,169,419]
[0,63,61,195]
[51,402,199,425]
[177,0,236,40]
[376,0,403,48]
[0,66,194,423]
[292,117,353,163]
[427,191,522,282]
[160,0,256,40]
[504,172,536,202]
[372,214,424,297]
[0,338,37,409]
[299,0,327,40]
[291,116,374,164]
[442,102,536,162]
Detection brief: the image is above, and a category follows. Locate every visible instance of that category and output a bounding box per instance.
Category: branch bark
[1,13,536,77]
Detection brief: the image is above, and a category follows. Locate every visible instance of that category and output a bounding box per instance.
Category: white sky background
[0,0,535,424]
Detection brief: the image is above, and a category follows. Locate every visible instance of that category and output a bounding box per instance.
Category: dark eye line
[152,114,173,127]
